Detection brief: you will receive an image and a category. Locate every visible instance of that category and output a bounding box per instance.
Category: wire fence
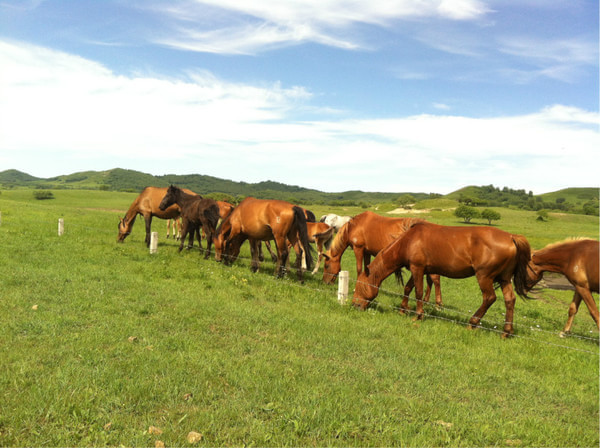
[1,211,598,355]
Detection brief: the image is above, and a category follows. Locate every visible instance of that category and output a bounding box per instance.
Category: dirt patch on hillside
[387,207,456,214]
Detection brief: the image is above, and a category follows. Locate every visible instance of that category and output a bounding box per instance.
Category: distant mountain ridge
[0,168,597,215]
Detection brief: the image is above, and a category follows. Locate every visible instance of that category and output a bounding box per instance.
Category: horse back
[352,211,423,253]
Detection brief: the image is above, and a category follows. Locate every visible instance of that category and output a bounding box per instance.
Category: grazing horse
[322,211,442,306]
[320,213,351,231]
[353,222,531,337]
[263,221,335,274]
[159,185,220,258]
[117,186,196,246]
[214,197,313,280]
[525,238,599,336]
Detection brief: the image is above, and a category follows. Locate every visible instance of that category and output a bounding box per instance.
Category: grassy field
[0,189,598,447]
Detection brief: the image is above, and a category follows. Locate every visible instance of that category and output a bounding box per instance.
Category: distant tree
[396,194,416,208]
[454,205,480,223]
[556,197,566,204]
[481,209,501,225]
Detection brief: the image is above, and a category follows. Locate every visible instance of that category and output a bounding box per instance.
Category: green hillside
[0,168,597,215]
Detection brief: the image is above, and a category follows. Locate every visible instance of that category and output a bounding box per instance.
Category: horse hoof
[559,332,567,338]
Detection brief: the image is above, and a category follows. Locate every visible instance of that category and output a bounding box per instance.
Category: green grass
[0,190,598,447]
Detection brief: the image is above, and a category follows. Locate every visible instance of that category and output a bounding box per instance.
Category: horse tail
[512,234,532,299]
[204,203,221,234]
[292,206,314,271]
[314,226,335,251]
[304,209,316,223]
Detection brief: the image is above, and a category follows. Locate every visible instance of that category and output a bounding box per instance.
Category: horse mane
[328,219,351,255]
[537,237,595,252]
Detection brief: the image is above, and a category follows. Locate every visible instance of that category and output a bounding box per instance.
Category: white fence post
[150,231,158,254]
[337,270,349,304]
[58,218,64,236]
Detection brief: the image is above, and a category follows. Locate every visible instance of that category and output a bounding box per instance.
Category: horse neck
[172,189,197,208]
[328,224,351,257]
[123,202,140,230]
[532,247,570,274]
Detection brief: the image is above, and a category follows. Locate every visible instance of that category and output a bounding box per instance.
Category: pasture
[0,189,598,447]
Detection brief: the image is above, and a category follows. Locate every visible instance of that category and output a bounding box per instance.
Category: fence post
[337,270,349,304]
[58,218,64,236]
[150,231,158,254]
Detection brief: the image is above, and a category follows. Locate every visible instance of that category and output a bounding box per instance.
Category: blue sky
[0,0,598,194]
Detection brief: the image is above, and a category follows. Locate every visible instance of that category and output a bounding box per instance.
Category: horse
[166,218,182,240]
[353,221,531,337]
[117,186,196,246]
[214,197,313,281]
[322,211,442,306]
[525,238,599,337]
[320,213,351,231]
[263,221,334,274]
[159,185,220,258]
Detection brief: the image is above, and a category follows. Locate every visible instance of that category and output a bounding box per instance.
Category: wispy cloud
[1,40,597,193]
[147,0,491,54]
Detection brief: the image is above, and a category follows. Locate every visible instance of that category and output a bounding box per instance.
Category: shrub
[481,209,501,225]
[33,190,55,200]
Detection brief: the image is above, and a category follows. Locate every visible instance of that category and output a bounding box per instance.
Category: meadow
[0,189,598,447]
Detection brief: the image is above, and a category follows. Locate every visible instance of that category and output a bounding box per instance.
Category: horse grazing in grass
[525,238,599,337]
[159,185,220,258]
[320,213,351,231]
[354,222,531,337]
[117,186,196,246]
[263,221,334,274]
[214,197,313,281]
[322,211,442,307]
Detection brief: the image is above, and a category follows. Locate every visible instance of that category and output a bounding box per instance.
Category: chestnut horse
[159,185,220,258]
[117,186,196,246]
[214,197,313,280]
[525,238,599,336]
[354,222,531,337]
[322,211,442,306]
[263,221,335,274]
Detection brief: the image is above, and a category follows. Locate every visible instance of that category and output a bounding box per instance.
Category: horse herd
[117,186,599,339]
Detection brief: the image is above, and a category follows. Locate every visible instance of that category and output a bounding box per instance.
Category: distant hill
[0,168,597,215]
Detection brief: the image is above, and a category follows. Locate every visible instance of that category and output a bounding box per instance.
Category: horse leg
[166,220,171,239]
[265,240,278,262]
[560,291,583,337]
[353,247,365,277]
[202,226,213,259]
[468,277,497,331]
[274,236,289,278]
[411,267,426,321]
[144,214,153,247]
[500,280,516,337]
[179,220,189,252]
[568,286,599,333]
[311,240,323,275]
[401,275,414,314]
[432,274,443,308]
[249,239,261,272]
[423,274,433,303]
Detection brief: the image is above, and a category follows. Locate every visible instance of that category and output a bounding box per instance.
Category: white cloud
[149,0,490,54]
[1,40,598,194]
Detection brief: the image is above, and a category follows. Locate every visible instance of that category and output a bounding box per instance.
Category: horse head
[117,217,128,242]
[321,251,341,285]
[352,271,378,310]
[159,185,178,211]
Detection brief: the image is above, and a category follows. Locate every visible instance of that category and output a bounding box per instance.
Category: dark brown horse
[117,186,196,246]
[353,222,531,337]
[322,211,442,306]
[159,185,220,258]
[526,238,599,336]
[214,197,313,280]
